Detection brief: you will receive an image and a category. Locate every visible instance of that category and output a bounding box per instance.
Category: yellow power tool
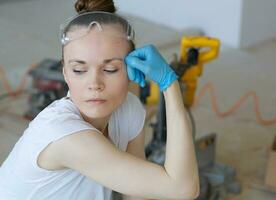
[145,36,220,107]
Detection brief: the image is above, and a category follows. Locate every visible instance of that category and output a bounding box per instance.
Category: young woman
[0,0,199,199]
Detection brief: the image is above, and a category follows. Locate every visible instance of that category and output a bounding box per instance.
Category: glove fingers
[136,71,145,87]
[139,72,146,87]
[125,55,148,74]
[127,65,146,87]
[133,70,142,85]
[126,65,136,81]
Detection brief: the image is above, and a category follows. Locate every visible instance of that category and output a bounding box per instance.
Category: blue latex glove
[125,44,178,91]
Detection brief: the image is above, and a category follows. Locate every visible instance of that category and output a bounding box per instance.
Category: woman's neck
[81,113,110,133]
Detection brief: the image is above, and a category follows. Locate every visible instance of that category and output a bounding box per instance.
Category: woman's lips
[86,99,107,105]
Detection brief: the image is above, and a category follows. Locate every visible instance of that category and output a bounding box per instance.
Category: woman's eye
[73,69,86,74]
[104,69,118,73]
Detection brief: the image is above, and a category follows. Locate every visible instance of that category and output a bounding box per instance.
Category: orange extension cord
[192,82,276,126]
[0,64,276,126]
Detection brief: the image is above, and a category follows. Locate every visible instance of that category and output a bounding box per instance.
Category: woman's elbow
[176,181,200,200]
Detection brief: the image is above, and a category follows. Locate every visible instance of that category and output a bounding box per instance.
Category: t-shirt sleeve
[21,101,97,179]
[126,92,146,141]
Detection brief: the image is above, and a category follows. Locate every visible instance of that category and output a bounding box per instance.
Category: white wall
[116,0,276,48]
[115,0,242,48]
[240,0,276,48]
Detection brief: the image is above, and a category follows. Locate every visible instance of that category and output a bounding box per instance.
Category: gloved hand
[125,44,178,91]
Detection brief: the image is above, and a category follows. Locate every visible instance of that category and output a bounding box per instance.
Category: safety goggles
[60,11,135,46]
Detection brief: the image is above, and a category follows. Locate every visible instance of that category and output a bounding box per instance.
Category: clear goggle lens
[60,11,135,45]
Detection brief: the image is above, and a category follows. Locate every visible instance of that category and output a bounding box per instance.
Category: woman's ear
[62,66,68,84]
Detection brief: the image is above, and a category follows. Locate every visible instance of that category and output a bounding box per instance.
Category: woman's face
[63,25,130,120]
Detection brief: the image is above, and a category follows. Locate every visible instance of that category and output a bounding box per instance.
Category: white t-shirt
[0,92,146,200]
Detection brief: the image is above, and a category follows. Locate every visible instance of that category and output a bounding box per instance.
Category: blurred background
[0,0,276,199]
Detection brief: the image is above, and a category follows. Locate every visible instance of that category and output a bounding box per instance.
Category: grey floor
[1,0,276,200]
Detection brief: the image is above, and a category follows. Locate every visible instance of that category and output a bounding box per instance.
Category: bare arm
[123,129,149,200]
[50,129,181,200]
[123,81,199,200]
[123,81,199,199]
[163,81,199,197]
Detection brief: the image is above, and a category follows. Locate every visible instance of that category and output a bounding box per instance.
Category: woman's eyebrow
[68,57,123,65]
[103,57,123,64]
[68,59,86,64]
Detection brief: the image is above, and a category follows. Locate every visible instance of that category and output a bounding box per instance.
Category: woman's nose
[88,73,105,91]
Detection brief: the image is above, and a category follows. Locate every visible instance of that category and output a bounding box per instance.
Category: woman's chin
[82,109,112,120]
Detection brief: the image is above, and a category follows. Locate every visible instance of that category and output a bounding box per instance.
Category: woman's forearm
[163,80,199,196]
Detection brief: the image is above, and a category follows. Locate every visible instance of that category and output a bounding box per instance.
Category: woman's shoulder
[124,92,144,109]
[29,97,88,130]
[114,92,146,140]
[114,92,145,120]
[42,97,79,115]
[22,97,94,147]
